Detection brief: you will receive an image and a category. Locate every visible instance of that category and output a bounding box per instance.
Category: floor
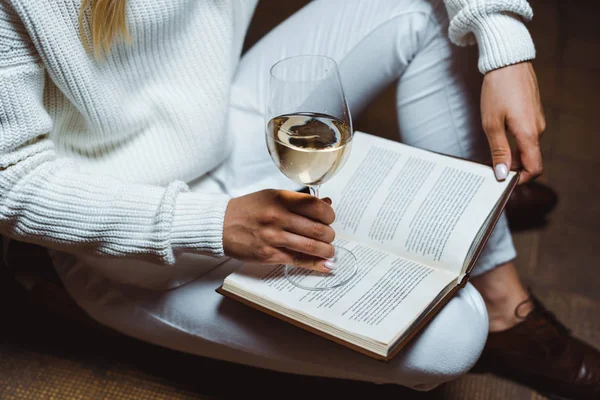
[1,0,599,399]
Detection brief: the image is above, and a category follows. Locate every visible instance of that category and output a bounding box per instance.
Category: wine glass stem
[309,185,320,199]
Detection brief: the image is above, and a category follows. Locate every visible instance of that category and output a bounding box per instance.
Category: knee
[397,283,489,390]
[433,284,489,378]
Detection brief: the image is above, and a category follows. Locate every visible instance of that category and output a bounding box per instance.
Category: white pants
[53,0,517,391]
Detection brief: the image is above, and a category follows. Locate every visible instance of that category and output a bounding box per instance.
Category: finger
[511,146,522,170]
[279,232,335,260]
[322,197,332,205]
[483,118,512,181]
[283,214,335,243]
[287,196,335,225]
[279,250,333,273]
[253,246,327,272]
[514,135,543,183]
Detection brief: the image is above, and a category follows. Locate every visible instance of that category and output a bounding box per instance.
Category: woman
[1,0,597,397]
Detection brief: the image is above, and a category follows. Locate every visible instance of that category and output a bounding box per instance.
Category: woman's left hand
[480,61,546,183]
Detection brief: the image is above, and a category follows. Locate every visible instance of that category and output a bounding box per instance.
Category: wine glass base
[284,246,358,291]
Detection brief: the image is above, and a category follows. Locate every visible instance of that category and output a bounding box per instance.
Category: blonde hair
[79,0,131,58]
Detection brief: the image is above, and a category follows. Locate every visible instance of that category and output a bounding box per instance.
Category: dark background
[1,0,599,398]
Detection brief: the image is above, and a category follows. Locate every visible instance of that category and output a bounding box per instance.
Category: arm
[444,0,545,183]
[0,4,229,265]
[444,0,535,74]
[0,3,336,271]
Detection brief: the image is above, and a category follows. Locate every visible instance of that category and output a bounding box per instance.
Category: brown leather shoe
[473,293,600,400]
[506,181,559,231]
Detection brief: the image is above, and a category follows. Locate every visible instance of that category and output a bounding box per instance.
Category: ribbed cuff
[171,192,231,257]
[471,12,536,74]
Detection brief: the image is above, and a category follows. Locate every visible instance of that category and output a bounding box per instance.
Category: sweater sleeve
[0,4,230,266]
[443,0,536,73]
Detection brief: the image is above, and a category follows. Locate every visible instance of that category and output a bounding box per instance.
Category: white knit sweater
[0,0,535,266]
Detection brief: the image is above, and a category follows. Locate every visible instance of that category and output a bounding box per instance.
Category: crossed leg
[55,0,503,391]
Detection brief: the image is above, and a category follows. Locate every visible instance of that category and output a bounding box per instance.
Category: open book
[217,131,518,361]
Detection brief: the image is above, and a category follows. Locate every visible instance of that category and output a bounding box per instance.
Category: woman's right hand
[223,189,336,272]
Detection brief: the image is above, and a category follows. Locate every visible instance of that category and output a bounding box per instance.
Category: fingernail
[323,260,337,270]
[494,163,508,181]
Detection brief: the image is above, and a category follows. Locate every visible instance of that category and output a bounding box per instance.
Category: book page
[320,132,516,275]
[224,239,456,346]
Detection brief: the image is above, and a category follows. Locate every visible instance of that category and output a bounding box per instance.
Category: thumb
[484,121,512,181]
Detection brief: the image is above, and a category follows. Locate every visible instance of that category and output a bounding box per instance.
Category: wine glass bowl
[265,112,353,187]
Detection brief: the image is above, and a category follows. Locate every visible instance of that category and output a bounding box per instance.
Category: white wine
[266,113,352,186]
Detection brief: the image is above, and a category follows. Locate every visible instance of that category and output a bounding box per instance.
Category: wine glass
[265,55,358,291]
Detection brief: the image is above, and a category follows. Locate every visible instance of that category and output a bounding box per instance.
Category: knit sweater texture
[0,0,535,266]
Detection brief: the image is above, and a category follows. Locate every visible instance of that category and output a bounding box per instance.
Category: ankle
[486,296,534,332]
[471,262,533,332]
